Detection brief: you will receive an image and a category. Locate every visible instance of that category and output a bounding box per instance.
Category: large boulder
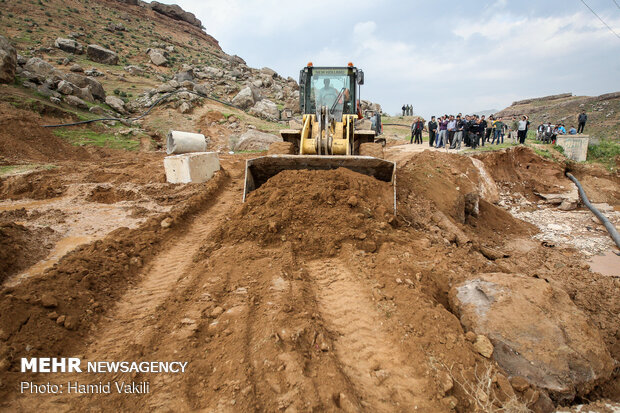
[0,35,17,83]
[54,38,83,54]
[231,86,255,109]
[64,73,105,101]
[249,99,279,120]
[86,44,118,65]
[149,1,202,28]
[450,273,614,402]
[148,49,167,66]
[23,57,56,78]
[232,130,281,151]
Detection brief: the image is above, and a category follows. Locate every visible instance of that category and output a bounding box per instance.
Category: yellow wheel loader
[243,63,396,204]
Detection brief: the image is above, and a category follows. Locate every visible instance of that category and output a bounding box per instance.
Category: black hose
[382,123,412,127]
[566,172,620,250]
[42,89,241,128]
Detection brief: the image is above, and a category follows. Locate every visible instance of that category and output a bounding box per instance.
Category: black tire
[268,141,295,155]
[359,142,384,158]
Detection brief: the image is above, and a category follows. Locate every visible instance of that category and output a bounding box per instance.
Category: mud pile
[474,146,568,199]
[211,168,395,256]
[0,223,57,283]
[0,103,90,163]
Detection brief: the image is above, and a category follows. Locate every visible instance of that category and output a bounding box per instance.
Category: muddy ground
[0,108,619,412]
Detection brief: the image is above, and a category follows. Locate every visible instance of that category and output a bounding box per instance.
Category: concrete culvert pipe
[166,131,207,155]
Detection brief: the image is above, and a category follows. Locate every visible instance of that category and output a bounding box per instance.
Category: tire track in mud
[7,180,241,412]
[84,184,238,360]
[307,259,436,412]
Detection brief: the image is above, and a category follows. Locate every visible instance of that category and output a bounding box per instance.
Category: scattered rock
[54,38,83,54]
[231,86,256,109]
[178,101,192,114]
[473,334,493,358]
[149,1,203,28]
[510,376,530,392]
[56,80,76,95]
[160,217,173,228]
[64,316,78,330]
[86,44,118,65]
[64,95,88,110]
[0,35,17,83]
[465,331,477,343]
[148,50,167,66]
[89,105,107,115]
[105,95,127,114]
[40,294,58,308]
[56,314,66,325]
[69,64,84,73]
[249,99,279,120]
[232,130,281,151]
[65,73,106,101]
[24,57,56,78]
[211,306,224,318]
[124,65,144,75]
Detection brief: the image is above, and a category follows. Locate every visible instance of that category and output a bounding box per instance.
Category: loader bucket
[243,155,396,202]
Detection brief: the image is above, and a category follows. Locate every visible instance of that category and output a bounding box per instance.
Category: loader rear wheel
[359,142,384,159]
[268,141,296,155]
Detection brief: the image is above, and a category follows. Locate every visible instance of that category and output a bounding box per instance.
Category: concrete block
[164,152,220,184]
[556,136,589,162]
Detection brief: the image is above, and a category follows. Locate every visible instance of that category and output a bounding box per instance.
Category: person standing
[485,115,494,144]
[428,116,438,147]
[492,118,504,144]
[577,112,587,133]
[480,115,488,146]
[451,115,464,149]
[411,118,424,144]
[517,116,528,144]
[447,115,456,148]
[508,117,516,143]
[437,115,448,147]
[402,104,406,116]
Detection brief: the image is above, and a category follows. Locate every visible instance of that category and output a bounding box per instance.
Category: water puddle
[588,250,620,277]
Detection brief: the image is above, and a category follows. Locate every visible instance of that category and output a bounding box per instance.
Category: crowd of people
[409,114,531,149]
[406,110,588,149]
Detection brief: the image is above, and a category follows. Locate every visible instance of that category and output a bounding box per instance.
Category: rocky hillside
[0,0,302,123]
[494,92,620,139]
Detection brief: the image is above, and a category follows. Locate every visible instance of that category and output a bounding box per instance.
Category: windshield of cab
[310,68,353,114]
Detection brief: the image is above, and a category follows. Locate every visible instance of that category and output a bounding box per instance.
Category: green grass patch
[53,128,139,150]
[587,139,620,170]
[463,142,516,153]
[0,164,56,176]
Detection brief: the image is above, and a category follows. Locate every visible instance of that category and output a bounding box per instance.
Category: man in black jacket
[428,116,437,147]
[577,112,587,133]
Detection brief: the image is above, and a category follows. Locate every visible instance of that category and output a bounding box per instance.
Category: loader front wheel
[359,142,384,158]
[268,141,296,155]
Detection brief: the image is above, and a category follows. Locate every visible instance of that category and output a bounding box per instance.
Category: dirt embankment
[0,103,91,164]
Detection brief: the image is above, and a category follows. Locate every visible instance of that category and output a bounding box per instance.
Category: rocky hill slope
[0,0,303,126]
[494,92,620,139]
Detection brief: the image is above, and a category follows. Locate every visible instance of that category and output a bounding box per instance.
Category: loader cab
[299,64,363,116]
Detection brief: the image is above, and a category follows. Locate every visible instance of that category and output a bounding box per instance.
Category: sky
[162,0,619,117]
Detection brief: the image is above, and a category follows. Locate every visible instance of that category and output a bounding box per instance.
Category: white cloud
[161,1,620,116]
